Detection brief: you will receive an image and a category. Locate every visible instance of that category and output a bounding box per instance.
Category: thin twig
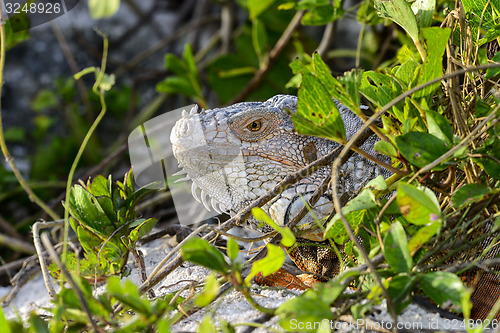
[113,15,220,78]
[63,28,110,267]
[332,164,399,328]
[317,21,335,57]
[229,11,305,104]
[0,232,35,254]
[41,233,104,333]
[33,219,64,298]
[50,21,92,119]
[144,224,208,286]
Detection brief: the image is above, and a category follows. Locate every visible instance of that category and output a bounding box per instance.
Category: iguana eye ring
[228,109,281,141]
[247,120,262,131]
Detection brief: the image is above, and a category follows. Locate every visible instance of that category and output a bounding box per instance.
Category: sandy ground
[0,232,473,332]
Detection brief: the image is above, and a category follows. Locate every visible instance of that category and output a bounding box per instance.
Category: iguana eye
[247,120,262,131]
[228,109,281,141]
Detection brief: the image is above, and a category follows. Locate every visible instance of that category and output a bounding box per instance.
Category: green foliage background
[1,0,500,331]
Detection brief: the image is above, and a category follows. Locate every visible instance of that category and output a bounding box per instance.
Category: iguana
[170,94,498,320]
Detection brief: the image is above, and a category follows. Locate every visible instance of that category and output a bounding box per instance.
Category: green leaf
[156,77,198,98]
[374,0,419,43]
[407,220,441,254]
[335,69,363,112]
[68,185,114,235]
[411,0,435,29]
[326,207,377,244]
[107,277,152,315]
[296,0,330,10]
[289,56,312,75]
[29,312,50,333]
[387,275,417,313]
[375,141,398,157]
[219,319,236,333]
[277,290,332,331]
[315,279,346,304]
[471,136,500,179]
[451,183,491,208]
[425,110,453,147]
[415,27,451,98]
[4,13,30,50]
[360,71,403,111]
[195,273,220,307]
[301,5,334,25]
[129,218,158,244]
[393,60,420,88]
[462,0,496,37]
[158,44,202,102]
[248,0,276,20]
[395,132,449,169]
[494,216,500,232]
[293,72,346,142]
[312,53,362,112]
[383,221,412,273]
[182,238,230,274]
[486,52,500,79]
[3,127,25,143]
[397,183,441,225]
[252,19,268,66]
[32,90,58,111]
[88,0,120,19]
[156,319,171,333]
[420,271,468,311]
[325,186,379,236]
[88,175,111,197]
[0,307,12,333]
[198,316,217,333]
[480,25,500,46]
[227,238,240,261]
[245,244,285,284]
[165,54,187,76]
[183,44,198,77]
[251,207,295,247]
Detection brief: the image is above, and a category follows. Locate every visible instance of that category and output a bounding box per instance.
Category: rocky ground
[1,231,466,332]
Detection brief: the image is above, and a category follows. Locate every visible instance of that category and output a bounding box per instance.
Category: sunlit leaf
[420,271,468,311]
[384,221,412,273]
[252,207,295,247]
[407,220,441,255]
[374,0,419,43]
[397,183,441,225]
[88,0,120,19]
[195,273,220,307]
[182,238,230,274]
[395,132,449,169]
[245,244,285,283]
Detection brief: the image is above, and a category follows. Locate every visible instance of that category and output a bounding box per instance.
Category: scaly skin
[171,95,386,240]
[170,95,500,320]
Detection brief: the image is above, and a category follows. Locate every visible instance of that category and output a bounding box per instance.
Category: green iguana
[170,94,499,320]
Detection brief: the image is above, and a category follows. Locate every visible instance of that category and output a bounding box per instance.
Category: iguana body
[170,95,498,319]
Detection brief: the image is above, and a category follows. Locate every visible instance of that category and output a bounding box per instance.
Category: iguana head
[170,95,335,216]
